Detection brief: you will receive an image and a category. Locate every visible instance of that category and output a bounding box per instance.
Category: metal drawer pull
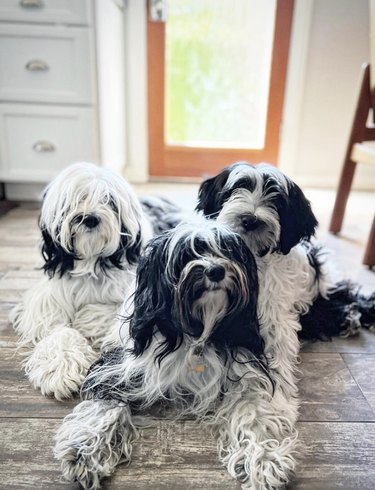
[33,141,55,153]
[20,0,44,8]
[25,60,49,72]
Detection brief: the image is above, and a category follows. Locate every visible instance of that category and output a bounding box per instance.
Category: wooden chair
[329,63,375,268]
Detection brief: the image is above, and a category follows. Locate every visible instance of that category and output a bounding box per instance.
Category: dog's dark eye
[262,177,280,196]
[172,250,195,275]
[109,198,119,213]
[230,178,256,193]
[221,178,256,202]
[220,189,232,202]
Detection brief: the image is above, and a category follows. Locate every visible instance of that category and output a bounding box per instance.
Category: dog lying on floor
[196,162,375,340]
[10,162,181,400]
[54,219,301,490]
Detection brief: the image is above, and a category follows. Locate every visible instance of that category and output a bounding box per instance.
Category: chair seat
[351,141,375,165]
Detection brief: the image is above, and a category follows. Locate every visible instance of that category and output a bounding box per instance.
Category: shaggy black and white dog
[54,220,300,489]
[196,162,375,340]
[10,162,180,400]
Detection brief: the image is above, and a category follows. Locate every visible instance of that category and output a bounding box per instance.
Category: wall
[4,0,373,198]
[281,0,374,190]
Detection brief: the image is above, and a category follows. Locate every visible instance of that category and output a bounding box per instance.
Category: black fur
[299,280,361,341]
[303,241,326,281]
[41,224,143,278]
[128,226,265,363]
[196,162,318,254]
[111,228,142,268]
[40,200,144,278]
[196,168,231,218]
[40,226,75,278]
[141,195,182,235]
[129,233,179,362]
[275,181,318,255]
[81,347,142,403]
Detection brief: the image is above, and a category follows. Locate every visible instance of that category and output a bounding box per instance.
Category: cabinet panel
[0,103,99,182]
[0,24,95,104]
[0,0,92,26]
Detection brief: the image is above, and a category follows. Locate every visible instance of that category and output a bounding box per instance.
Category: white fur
[216,163,357,338]
[54,220,301,489]
[10,162,153,400]
[54,321,299,489]
[54,399,136,490]
[25,327,98,400]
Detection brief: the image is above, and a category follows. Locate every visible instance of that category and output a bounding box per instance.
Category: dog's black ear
[277,182,318,254]
[40,226,75,278]
[124,230,143,265]
[129,233,181,361]
[108,228,143,269]
[196,168,231,218]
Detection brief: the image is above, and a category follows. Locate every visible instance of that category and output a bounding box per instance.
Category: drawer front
[0,0,92,26]
[0,24,95,104]
[0,103,100,182]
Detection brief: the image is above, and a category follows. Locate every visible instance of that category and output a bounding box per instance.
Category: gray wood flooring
[1,202,375,489]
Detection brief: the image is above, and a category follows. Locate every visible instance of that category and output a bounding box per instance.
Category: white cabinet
[0,0,126,190]
[0,0,92,26]
[0,104,98,181]
[0,24,96,104]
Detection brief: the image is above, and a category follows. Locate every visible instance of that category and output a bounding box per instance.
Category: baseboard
[5,183,44,201]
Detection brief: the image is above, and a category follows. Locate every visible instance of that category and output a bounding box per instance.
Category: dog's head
[129,219,263,362]
[40,162,150,277]
[196,162,318,256]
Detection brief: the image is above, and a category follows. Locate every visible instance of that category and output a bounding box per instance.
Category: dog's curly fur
[196,162,375,340]
[10,162,180,400]
[54,219,301,489]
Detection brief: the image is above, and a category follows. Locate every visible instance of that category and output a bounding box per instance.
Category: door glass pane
[165,0,276,149]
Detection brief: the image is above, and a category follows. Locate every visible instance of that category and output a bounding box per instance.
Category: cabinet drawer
[0,0,92,26]
[0,24,95,104]
[0,103,99,182]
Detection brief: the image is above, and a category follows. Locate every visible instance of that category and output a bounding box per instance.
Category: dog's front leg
[24,326,98,400]
[73,303,121,350]
[55,347,146,489]
[10,277,72,344]
[216,397,298,490]
[54,399,136,490]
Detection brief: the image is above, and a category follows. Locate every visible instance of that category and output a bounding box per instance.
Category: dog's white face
[216,165,286,255]
[57,192,124,261]
[197,162,318,256]
[40,163,146,276]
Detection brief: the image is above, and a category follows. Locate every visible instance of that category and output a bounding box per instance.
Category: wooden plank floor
[1,189,375,490]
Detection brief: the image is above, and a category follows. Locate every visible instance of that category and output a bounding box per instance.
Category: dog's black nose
[241,214,259,231]
[206,264,226,282]
[83,215,100,229]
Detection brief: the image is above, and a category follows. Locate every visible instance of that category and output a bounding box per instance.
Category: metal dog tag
[189,345,207,373]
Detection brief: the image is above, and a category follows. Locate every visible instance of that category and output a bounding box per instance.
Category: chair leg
[363,215,375,268]
[329,158,357,234]
[329,64,372,234]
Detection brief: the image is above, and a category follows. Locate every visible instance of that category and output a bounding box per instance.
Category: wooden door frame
[147,0,295,178]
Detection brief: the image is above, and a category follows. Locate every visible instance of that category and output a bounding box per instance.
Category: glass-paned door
[148,0,294,177]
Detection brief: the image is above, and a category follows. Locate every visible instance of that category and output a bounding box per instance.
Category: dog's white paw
[221,430,297,490]
[227,443,295,490]
[54,400,135,489]
[24,327,98,400]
